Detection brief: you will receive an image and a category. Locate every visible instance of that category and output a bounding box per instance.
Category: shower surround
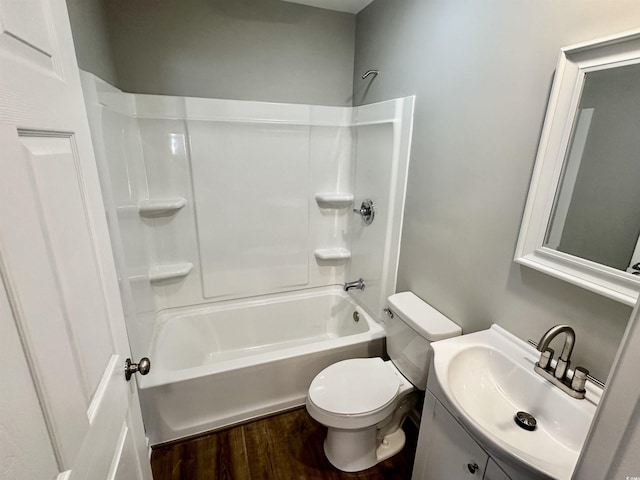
[81,72,414,444]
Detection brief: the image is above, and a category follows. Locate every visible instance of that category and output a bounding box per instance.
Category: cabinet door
[413,392,488,479]
[484,459,512,480]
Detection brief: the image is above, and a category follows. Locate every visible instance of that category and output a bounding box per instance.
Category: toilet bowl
[306,291,461,472]
[307,357,417,471]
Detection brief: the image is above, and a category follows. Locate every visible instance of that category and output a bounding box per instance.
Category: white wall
[103,0,356,106]
[131,98,356,313]
[354,0,640,380]
[347,98,414,319]
[81,74,156,360]
[83,73,415,357]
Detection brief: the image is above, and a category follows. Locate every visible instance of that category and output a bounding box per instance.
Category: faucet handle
[538,347,554,369]
[571,367,589,392]
[554,358,570,380]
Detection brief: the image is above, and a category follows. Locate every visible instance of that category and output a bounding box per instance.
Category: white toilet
[306,291,461,472]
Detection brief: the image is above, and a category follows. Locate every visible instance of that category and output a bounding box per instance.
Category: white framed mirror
[516,29,640,306]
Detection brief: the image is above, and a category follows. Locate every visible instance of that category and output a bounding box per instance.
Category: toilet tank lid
[387,292,461,341]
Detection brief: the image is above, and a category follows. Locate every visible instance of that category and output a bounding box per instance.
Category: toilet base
[323,426,408,472]
[376,428,406,463]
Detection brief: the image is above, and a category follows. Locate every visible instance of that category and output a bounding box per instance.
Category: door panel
[0,0,152,478]
[0,0,55,71]
[0,277,59,480]
[0,126,89,468]
[21,133,116,395]
[70,357,129,479]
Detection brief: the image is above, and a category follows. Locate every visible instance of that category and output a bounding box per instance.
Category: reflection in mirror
[544,64,640,274]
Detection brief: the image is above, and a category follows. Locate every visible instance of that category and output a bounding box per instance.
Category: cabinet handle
[467,462,479,474]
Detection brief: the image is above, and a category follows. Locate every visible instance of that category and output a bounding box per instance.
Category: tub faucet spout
[344,278,365,291]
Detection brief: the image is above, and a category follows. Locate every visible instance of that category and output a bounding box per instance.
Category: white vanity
[411,326,602,480]
[415,391,512,480]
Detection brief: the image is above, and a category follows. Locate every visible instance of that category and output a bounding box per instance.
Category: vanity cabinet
[412,391,512,480]
[484,459,512,480]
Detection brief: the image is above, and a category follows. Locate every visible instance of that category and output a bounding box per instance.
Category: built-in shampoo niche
[81,71,413,358]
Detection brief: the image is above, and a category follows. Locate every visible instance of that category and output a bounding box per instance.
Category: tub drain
[514,411,537,431]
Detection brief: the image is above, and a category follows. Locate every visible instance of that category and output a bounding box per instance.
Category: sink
[429,325,602,480]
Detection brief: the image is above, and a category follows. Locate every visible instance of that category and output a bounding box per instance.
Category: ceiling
[280,0,375,14]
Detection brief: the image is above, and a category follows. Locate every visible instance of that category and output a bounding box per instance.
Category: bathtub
[138,287,386,445]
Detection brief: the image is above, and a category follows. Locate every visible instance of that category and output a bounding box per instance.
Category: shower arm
[362,70,379,80]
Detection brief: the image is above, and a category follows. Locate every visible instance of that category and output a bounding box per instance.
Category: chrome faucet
[534,324,589,399]
[537,325,575,380]
[344,278,365,291]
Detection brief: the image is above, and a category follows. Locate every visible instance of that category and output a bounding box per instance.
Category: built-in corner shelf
[148,262,193,283]
[138,197,186,217]
[314,193,354,209]
[314,248,351,262]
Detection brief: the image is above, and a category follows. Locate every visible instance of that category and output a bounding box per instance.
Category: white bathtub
[138,287,385,445]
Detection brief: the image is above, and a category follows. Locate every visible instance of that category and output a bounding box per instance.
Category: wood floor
[151,407,418,480]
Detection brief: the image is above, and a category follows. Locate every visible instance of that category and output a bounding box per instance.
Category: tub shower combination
[141,288,384,443]
[81,72,414,445]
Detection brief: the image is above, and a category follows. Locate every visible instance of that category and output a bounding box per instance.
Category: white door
[0,1,153,479]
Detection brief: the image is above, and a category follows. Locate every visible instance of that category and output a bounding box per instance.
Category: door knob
[125,357,151,381]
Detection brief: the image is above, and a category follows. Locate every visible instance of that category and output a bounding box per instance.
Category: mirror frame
[515,29,640,307]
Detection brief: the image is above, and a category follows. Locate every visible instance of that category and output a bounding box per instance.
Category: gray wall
[354,0,640,380]
[104,0,355,106]
[66,0,119,86]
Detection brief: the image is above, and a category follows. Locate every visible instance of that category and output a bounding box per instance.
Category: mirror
[544,63,640,272]
[516,29,640,306]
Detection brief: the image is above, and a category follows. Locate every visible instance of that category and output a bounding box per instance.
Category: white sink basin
[429,325,602,480]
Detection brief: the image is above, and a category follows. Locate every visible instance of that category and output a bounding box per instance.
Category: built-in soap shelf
[314,248,351,262]
[148,262,193,283]
[314,193,354,209]
[314,194,353,262]
[138,197,186,217]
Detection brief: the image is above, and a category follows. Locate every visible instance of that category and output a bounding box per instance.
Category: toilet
[306,291,461,472]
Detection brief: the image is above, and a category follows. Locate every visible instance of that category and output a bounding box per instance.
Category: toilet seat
[308,358,401,418]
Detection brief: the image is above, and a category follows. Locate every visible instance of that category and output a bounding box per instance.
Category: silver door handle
[125,357,151,381]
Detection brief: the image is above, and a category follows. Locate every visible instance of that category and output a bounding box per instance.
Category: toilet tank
[386,292,461,389]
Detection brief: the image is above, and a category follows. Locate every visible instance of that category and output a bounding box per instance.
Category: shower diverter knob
[353,199,375,225]
[125,357,151,381]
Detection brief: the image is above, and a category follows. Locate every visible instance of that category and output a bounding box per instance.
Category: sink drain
[514,411,537,431]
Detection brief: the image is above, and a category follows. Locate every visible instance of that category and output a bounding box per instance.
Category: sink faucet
[344,278,365,291]
[537,324,575,380]
[534,324,589,399]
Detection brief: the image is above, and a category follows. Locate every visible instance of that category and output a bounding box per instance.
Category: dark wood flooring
[151,407,418,480]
